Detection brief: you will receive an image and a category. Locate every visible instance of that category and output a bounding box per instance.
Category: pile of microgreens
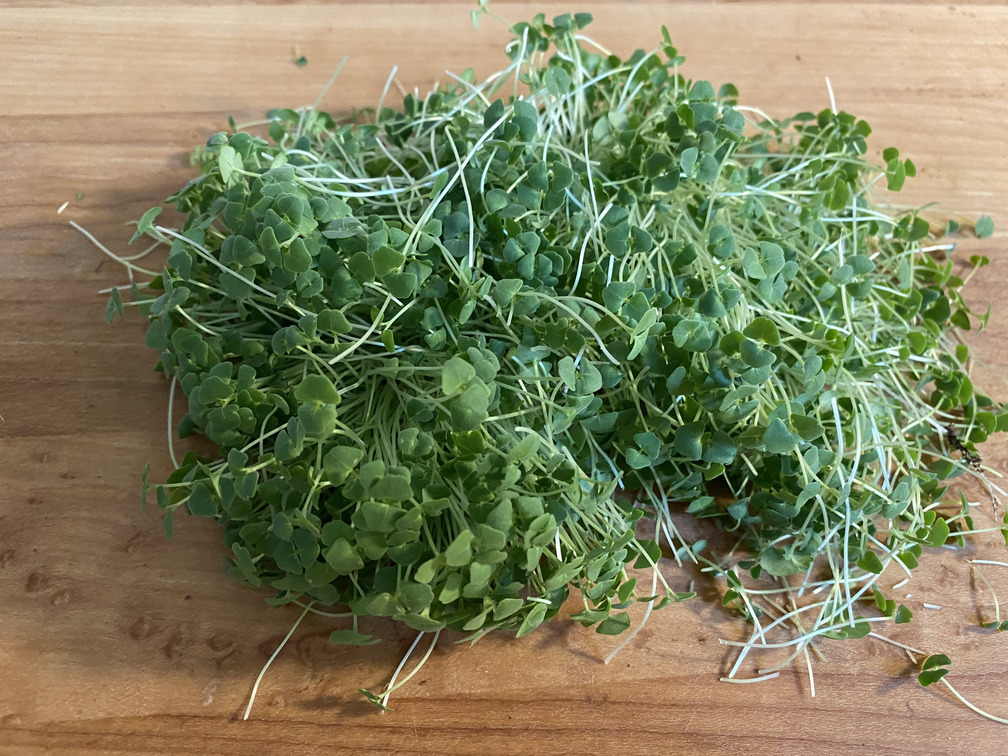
[97,9,1008,715]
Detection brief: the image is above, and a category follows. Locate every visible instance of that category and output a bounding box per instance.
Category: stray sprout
[870,633,1008,726]
[362,629,443,711]
[971,562,1006,631]
[244,602,312,720]
[719,672,781,684]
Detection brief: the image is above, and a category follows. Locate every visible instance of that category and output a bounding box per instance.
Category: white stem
[243,604,312,721]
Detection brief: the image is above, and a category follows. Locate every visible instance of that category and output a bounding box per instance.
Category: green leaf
[688,80,715,101]
[371,473,413,502]
[740,338,775,368]
[358,687,388,710]
[373,245,406,277]
[975,215,995,239]
[413,557,439,585]
[445,530,475,567]
[856,550,885,574]
[105,287,124,323]
[442,356,476,395]
[759,547,811,577]
[917,668,950,687]
[466,562,493,595]
[702,431,736,464]
[324,538,364,574]
[674,422,704,461]
[595,611,631,635]
[400,613,445,632]
[918,654,951,686]
[366,592,398,616]
[272,511,294,541]
[438,572,463,603]
[475,523,507,552]
[383,271,418,298]
[485,189,510,213]
[742,247,766,279]
[544,67,572,97]
[323,445,365,485]
[576,361,603,394]
[231,543,261,586]
[672,318,712,352]
[448,379,491,431]
[329,629,380,646]
[645,152,674,179]
[223,235,266,267]
[631,539,662,569]
[218,144,244,185]
[602,281,635,311]
[516,601,549,638]
[295,373,341,405]
[762,418,796,454]
[680,147,698,175]
[272,326,307,354]
[493,278,524,307]
[790,414,824,441]
[926,517,950,547]
[186,483,216,518]
[348,251,375,283]
[510,433,541,461]
[824,618,872,640]
[695,154,720,183]
[922,653,952,671]
[317,308,352,334]
[398,582,435,613]
[134,206,163,238]
[742,316,780,345]
[283,238,312,273]
[198,375,233,404]
[557,356,577,390]
[886,159,906,191]
[625,449,651,470]
[493,598,525,621]
[167,244,193,279]
[709,225,735,259]
[696,289,726,318]
[634,431,660,459]
[482,98,505,131]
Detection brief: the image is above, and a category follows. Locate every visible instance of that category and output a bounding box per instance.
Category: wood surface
[2,2,1008,754]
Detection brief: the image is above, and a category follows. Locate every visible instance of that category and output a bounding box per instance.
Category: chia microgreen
[95,8,1008,718]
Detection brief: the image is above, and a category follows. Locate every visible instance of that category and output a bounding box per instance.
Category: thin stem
[243,603,313,721]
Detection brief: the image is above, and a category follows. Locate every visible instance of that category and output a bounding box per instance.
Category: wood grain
[2,3,1007,754]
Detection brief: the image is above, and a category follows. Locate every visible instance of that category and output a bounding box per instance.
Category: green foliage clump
[106,10,1007,705]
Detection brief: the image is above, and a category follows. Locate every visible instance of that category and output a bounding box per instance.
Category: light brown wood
[2,3,1007,754]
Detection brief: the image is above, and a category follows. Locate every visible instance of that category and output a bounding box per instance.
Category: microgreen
[918,653,952,687]
[99,8,1006,714]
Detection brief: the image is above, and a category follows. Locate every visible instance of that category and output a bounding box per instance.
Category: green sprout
[93,9,1008,716]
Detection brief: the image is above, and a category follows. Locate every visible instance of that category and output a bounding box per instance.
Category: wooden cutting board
[2,3,1007,754]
